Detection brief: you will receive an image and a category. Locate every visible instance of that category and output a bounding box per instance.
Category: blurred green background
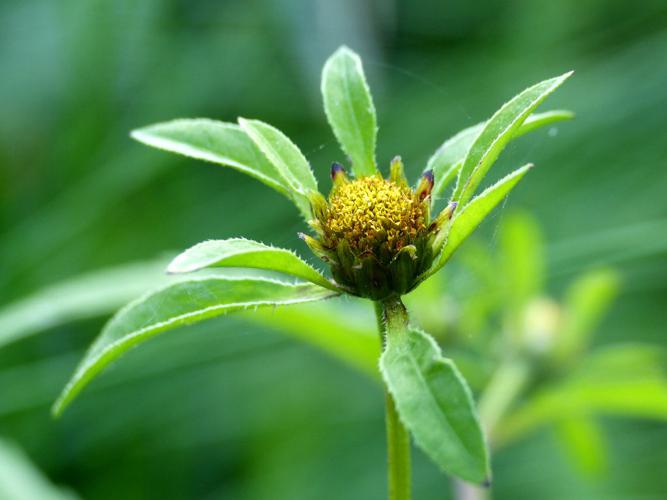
[1,0,666,499]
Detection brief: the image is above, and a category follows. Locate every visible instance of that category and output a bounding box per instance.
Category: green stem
[375,299,412,500]
[477,356,531,443]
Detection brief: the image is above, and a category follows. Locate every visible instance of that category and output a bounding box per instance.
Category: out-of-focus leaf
[130,119,295,201]
[380,326,489,483]
[238,118,317,218]
[495,344,667,446]
[321,46,377,177]
[0,259,171,350]
[555,417,608,477]
[427,110,573,202]
[499,211,544,311]
[452,73,573,207]
[553,269,620,362]
[53,274,337,416]
[0,438,80,500]
[426,164,532,278]
[246,300,379,377]
[579,343,665,378]
[167,238,340,292]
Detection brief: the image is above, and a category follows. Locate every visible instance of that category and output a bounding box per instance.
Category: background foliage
[1,0,666,498]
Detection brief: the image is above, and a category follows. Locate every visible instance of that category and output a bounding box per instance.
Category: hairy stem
[375,299,412,500]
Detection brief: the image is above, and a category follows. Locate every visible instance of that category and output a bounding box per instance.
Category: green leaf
[168,238,340,292]
[246,300,379,378]
[131,119,291,200]
[0,259,172,350]
[499,211,544,310]
[555,417,608,477]
[495,344,667,446]
[380,326,489,483]
[427,164,532,278]
[452,73,572,207]
[514,110,575,138]
[321,46,377,177]
[0,259,373,379]
[53,274,337,416]
[0,438,80,500]
[427,110,573,202]
[553,269,619,362]
[238,118,317,217]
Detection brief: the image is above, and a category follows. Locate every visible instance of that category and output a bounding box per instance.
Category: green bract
[56,45,573,489]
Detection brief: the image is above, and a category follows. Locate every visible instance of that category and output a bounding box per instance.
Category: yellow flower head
[324,176,427,255]
[301,159,445,300]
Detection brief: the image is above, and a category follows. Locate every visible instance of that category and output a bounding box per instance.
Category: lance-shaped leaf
[452,72,572,207]
[167,238,340,292]
[321,46,377,177]
[427,164,532,278]
[427,110,573,201]
[238,118,317,217]
[130,119,315,215]
[381,326,489,483]
[53,274,337,416]
[0,259,172,350]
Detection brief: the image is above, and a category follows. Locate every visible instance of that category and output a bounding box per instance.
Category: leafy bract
[238,118,317,217]
[130,119,314,213]
[53,274,337,415]
[452,72,572,207]
[427,164,532,278]
[380,326,489,483]
[168,238,340,292]
[427,110,573,202]
[321,46,377,177]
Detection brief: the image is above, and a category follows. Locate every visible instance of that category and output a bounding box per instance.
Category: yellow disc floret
[301,159,442,299]
[324,176,426,255]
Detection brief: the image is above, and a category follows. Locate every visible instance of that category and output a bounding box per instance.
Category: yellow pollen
[324,176,426,253]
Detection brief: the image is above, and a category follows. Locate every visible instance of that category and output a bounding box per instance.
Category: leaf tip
[555,70,574,85]
[50,395,67,419]
[333,44,354,57]
[129,128,148,143]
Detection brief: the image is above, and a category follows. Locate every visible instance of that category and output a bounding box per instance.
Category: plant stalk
[453,357,531,500]
[478,356,531,443]
[375,299,412,500]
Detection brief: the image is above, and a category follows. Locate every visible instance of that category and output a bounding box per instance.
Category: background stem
[453,357,530,500]
[375,300,412,500]
[453,479,490,500]
[478,357,531,444]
